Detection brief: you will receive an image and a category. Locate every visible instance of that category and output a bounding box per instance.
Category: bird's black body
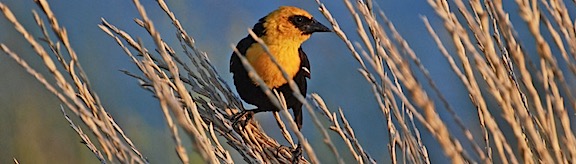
[229,6,329,130]
[229,19,310,129]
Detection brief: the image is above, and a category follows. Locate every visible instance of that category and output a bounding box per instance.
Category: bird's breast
[245,43,301,88]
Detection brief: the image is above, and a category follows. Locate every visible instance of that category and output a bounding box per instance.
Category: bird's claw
[232,110,254,131]
[274,145,292,157]
[291,144,303,163]
[273,144,302,163]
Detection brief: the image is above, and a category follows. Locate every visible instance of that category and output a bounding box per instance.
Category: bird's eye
[295,17,304,23]
[289,15,309,28]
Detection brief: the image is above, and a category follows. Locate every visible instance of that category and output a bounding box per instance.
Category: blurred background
[1,0,572,163]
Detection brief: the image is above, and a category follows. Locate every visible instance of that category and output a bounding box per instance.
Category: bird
[230,6,331,130]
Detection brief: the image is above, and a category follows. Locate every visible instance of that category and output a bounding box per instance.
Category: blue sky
[2,0,572,163]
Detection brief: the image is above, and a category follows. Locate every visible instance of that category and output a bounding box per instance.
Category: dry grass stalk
[314,0,576,163]
[316,0,471,163]
[60,106,106,162]
[2,0,576,163]
[101,0,324,162]
[310,93,374,164]
[130,0,218,162]
[1,0,147,163]
[273,111,296,148]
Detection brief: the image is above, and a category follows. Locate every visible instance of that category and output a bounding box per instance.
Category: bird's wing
[229,36,255,73]
[298,47,311,79]
[230,18,266,74]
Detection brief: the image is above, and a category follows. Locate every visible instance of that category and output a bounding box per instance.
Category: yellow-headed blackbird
[230,6,331,130]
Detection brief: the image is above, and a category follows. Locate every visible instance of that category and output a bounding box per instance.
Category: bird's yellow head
[260,6,331,45]
[243,6,330,88]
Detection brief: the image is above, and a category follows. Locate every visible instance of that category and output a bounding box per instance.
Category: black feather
[230,14,312,130]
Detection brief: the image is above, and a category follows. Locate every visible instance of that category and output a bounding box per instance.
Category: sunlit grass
[1,0,575,163]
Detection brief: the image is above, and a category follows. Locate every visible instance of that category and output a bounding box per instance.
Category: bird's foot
[274,145,292,157]
[274,144,302,162]
[291,144,303,163]
[231,110,254,131]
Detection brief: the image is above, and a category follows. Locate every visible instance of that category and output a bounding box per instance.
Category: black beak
[304,18,331,34]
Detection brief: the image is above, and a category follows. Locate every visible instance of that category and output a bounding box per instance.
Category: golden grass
[1,0,576,163]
